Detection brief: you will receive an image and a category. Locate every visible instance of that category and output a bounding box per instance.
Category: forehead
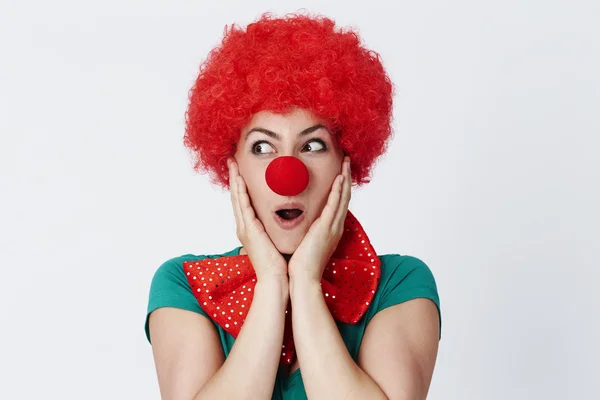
[240,108,328,139]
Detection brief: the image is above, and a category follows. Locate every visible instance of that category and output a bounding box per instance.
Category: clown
[145,12,441,400]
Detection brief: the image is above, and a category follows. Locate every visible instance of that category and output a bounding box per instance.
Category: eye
[251,140,275,155]
[302,139,327,153]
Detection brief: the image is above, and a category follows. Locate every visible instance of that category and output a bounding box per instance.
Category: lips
[273,202,305,230]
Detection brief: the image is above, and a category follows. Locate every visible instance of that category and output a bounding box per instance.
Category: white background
[1,0,598,399]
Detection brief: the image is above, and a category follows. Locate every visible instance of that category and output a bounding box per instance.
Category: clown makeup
[234,107,346,255]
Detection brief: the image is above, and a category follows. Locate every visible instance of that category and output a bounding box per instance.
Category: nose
[265,156,309,196]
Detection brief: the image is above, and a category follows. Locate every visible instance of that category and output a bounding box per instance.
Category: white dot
[325,293,329,297]
[203,302,207,305]
[216,306,220,310]
[366,302,369,305]
[332,295,336,299]
[222,311,225,314]
[371,272,374,275]
[209,296,212,299]
[241,305,245,308]
[239,312,243,315]
[225,324,230,328]
[197,288,201,292]
[187,272,190,276]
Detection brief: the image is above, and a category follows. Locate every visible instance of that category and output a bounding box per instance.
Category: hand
[228,158,288,282]
[288,156,352,283]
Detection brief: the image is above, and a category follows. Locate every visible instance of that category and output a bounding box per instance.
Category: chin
[271,235,301,255]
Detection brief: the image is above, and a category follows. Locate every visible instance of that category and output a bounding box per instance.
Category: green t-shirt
[145,246,441,400]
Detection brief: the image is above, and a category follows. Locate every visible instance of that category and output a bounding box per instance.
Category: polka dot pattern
[183,210,381,365]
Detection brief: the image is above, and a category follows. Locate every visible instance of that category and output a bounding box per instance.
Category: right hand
[228,157,288,282]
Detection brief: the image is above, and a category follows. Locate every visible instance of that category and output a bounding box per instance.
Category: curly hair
[184,12,394,188]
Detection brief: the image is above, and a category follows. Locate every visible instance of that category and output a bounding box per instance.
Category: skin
[149,107,440,399]
[233,107,345,256]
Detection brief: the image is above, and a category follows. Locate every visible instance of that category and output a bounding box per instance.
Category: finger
[228,159,245,231]
[322,173,344,227]
[334,157,351,228]
[236,174,258,230]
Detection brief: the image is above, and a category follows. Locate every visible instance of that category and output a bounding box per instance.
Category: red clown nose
[265,156,309,196]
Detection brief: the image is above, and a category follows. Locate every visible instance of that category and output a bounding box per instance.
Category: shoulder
[367,253,441,333]
[150,247,242,288]
[145,247,241,343]
[378,254,437,290]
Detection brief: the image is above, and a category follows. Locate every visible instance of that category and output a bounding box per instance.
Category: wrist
[289,273,322,299]
[255,274,289,299]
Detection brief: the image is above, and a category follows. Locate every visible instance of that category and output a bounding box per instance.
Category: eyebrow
[244,124,329,141]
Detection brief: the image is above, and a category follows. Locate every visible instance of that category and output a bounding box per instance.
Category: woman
[145,12,441,400]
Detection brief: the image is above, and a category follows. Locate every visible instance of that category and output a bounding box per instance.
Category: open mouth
[275,209,304,221]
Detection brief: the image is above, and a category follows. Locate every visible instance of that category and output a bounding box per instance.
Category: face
[234,107,346,255]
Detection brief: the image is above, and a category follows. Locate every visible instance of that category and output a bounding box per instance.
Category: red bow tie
[183,210,381,365]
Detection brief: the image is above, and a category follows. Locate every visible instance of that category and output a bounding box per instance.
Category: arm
[289,276,387,400]
[290,279,439,400]
[149,276,288,400]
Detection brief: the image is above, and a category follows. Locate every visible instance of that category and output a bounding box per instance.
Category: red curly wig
[184,12,394,188]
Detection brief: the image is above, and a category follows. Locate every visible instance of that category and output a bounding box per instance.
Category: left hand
[288,156,352,283]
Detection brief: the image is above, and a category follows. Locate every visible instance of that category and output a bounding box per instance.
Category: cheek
[241,170,270,212]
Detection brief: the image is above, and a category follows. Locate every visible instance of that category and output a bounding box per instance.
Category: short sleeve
[144,258,210,344]
[369,255,442,336]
